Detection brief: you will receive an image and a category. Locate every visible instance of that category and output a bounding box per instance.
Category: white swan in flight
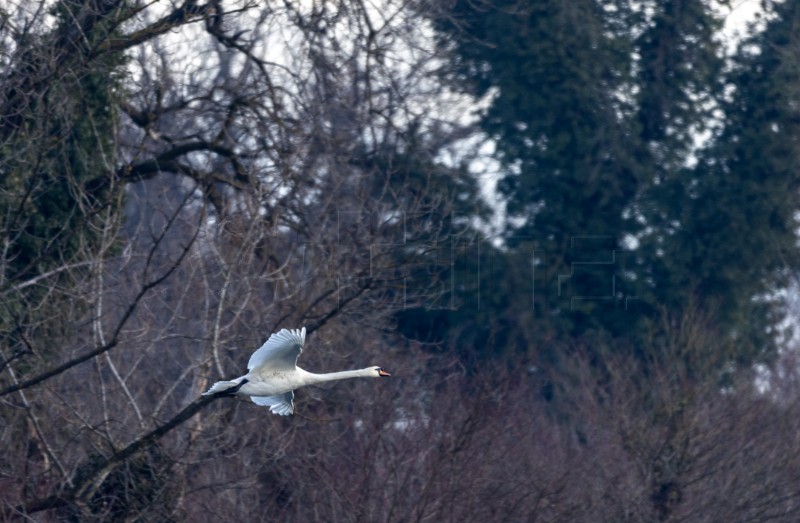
[202,327,390,415]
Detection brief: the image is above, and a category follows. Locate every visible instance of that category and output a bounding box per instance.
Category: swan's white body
[202,327,389,415]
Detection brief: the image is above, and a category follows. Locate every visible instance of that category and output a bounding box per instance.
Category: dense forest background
[2,0,800,520]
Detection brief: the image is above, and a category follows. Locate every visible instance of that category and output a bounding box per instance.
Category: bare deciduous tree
[0,0,477,519]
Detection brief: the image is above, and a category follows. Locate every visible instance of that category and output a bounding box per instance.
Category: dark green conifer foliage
[431,0,800,370]
[433,0,642,362]
[1,0,125,284]
[635,0,722,148]
[0,0,126,362]
[651,0,800,362]
[631,0,728,356]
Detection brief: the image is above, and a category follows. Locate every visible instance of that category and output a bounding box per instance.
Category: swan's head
[369,366,391,378]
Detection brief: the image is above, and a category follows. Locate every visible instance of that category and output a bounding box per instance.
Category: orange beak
[378,369,391,377]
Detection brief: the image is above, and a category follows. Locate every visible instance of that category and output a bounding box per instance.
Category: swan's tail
[202,378,247,396]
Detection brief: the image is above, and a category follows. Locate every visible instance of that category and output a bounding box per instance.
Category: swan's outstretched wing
[247,327,306,372]
[251,392,294,416]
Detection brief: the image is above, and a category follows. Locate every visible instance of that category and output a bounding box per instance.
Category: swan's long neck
[303,368,372,384]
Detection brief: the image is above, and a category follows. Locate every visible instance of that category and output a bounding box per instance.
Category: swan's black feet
[219,378,249,396]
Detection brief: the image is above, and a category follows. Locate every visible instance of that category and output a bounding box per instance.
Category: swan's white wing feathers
[247,327,306,372]
[251,392,294,415]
